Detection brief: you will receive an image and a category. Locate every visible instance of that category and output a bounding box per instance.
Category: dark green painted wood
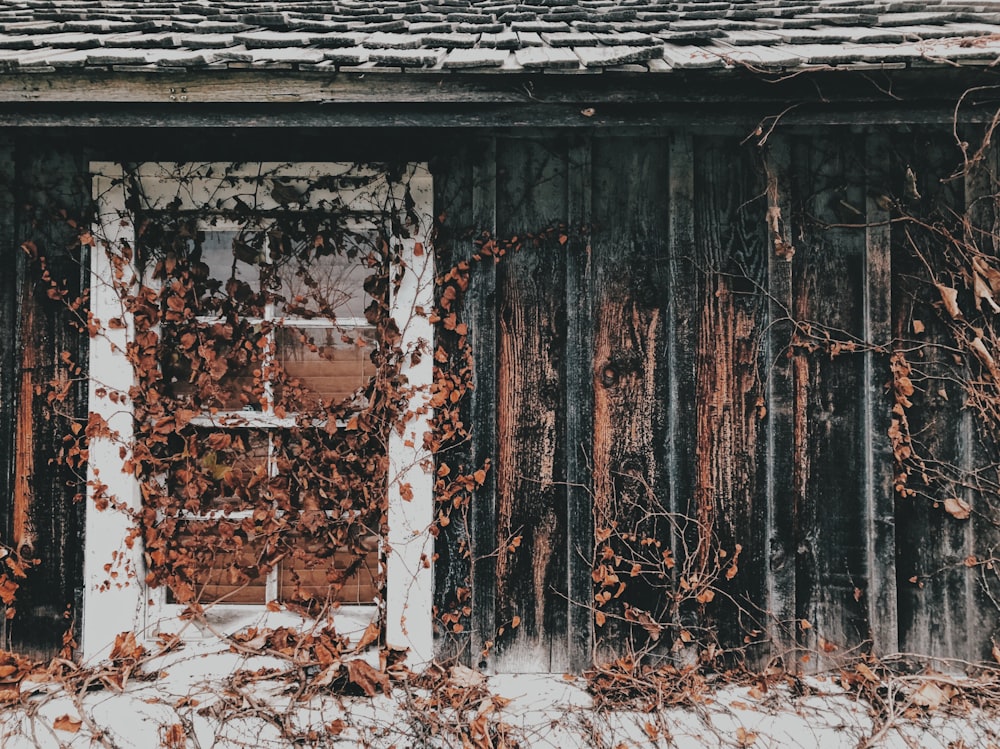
[7,136,89,659]
[763,137,799,666]
[565,135,594,672]
[792,133,870,664]
[863,131,899,657]
[0,137,16,647]
[468,137,499,670]
[430,144,476,664]
[891,129,977,663]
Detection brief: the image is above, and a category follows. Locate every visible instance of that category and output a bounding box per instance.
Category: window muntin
[85,163,434,662]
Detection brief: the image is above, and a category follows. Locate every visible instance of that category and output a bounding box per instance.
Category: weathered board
[0,125,998,673]
[2,135,89,658]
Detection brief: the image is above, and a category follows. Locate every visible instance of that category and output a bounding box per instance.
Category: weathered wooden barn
[2,0,1000,676]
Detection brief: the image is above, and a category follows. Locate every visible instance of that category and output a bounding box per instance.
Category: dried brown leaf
[53,714,82,733]
[345,659,389,697]
[943,496,972,520]
[354,620,380,653]
[936,284,962,319]
[911,680,953,710]
[974,271,1000,313]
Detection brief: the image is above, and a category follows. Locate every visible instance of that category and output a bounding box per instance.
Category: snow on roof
[0,2,999,75]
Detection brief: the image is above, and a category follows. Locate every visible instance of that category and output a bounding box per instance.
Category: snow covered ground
[1,642,998,748]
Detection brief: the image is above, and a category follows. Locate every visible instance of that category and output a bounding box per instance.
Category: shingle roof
[1,1,1000,74]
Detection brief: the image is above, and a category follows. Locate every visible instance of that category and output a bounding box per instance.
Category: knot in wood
[600,363,619,388]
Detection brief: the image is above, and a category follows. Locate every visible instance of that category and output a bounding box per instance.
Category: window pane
[164,520,268,605]
[273,234,376,320]
[275,325,376,409]
[161,320,265,411]
[166,430,269,514]
[278,534,379,606]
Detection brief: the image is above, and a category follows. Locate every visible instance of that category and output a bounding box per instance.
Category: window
[84,163,434,664]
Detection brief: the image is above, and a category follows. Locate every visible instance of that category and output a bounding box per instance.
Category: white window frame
[84,162,434,665]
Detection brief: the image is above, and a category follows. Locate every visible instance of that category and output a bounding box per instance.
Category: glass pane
[275,325,376,409]
[199,228,260,290]
[165,520,268,605]
[167,430,269,514]
[161,320,265,411]
[189,223,377,321]
[273,233,377,320]
[278,534,379,606]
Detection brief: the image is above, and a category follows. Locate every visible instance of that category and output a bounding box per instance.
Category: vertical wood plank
[469,137,498,669]
[566,135,594,672]
[863,132,899,656]
[962,133,1000,663]
[493,136,569,672]
[893,130,977,663]
[692,137,770,659]
[12,137,89,658]
[667,132,698,660]
[793,134,870,666]
[430,146,476,663]
[591,136,670,661]
[0,136,16,648]
[763,137,799,666]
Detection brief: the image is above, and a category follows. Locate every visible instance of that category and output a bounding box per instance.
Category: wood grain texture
[692,137,770,658]
[590,136,670,660]
[565,135,594,672]
[793,134,871,665]
[0,137,15,648]
[468,138,499,669]
[430,142,476,664]
[7,137,89,658]
[891,129,978,663]
[863,132,899,657]
[763,137,798,665]
[964,132,1000,663]
[493,137,569,672]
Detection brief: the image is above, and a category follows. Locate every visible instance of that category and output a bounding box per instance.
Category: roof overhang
[1,67,1000,128]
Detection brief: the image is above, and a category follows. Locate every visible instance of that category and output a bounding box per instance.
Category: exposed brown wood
[0,136,16,645]
[13,293,37,560]
[590,136,670,660]
[692,137,770,658]
[493,137,569,672]
[5,137,89,658]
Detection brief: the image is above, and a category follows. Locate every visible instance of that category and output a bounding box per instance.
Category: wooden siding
[443,129,1000,672]
[0,127,998,672]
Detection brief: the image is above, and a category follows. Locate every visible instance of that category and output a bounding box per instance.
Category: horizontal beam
[0,68,998,110]
[0,101,997,129]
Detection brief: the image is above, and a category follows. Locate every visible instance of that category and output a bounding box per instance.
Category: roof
[1,1,1000,75]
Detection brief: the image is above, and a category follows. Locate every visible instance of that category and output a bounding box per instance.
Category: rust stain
[495,264,560,627]
[13,291,37,557]
[532,510,557,637]
[593,298,660,526]
[792,353,810,541]
[695,276,762,567]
